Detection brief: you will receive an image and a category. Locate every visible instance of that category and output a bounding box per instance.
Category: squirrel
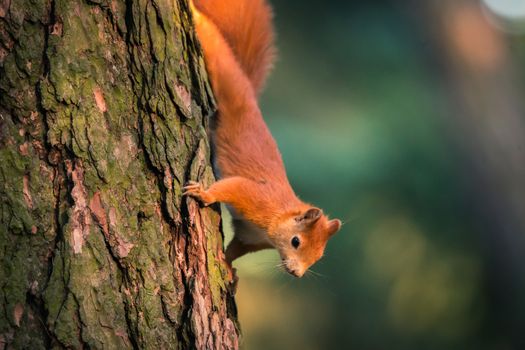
[185,0,342,278]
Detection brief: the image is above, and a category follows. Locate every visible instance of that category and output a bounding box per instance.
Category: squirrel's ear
[295,208,322,226]
[327,219,342,236]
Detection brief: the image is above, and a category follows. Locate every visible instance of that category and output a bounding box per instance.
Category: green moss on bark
[0,0,239,348]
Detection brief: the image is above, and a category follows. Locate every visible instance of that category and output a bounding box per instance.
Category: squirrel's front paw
[183,181,215,206]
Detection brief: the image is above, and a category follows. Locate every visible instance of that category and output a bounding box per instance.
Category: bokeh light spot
[482,0,525,19]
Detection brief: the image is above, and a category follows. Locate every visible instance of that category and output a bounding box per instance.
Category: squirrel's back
[193,0,275,94]
[187,0,343,274]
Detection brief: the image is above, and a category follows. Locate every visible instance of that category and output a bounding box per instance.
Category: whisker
[340,212,363,226]
[305,268,329,283]
[274,262,285,269]
[307,269,325,278]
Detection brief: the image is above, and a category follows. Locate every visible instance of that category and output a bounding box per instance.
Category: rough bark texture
[0,0,239,349]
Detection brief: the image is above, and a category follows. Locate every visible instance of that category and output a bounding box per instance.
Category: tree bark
[0,0,239,349]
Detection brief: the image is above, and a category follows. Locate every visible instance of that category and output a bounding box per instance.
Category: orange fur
[187,0,341,278]
[193,0,275,93]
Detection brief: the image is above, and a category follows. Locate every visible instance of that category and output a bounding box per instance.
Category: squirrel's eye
[291,236,300,249]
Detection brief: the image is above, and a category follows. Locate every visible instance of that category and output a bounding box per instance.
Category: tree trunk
[0,0,239,349]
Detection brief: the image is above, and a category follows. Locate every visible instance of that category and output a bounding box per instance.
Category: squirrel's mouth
[283,264,301,278]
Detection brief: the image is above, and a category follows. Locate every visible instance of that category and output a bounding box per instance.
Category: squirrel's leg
[182,180,217,206]
[225,236,248,264]
[226,236,271,263]
[224,235,271,293]
[224,237,244,289]
[183,176,261,208]
[184,176,271,229]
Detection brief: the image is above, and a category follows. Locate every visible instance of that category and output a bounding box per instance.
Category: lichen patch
[113,134,138,169]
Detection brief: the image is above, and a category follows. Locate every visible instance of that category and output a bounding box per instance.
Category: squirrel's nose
[288,269,299,277]
[284,266,304,278]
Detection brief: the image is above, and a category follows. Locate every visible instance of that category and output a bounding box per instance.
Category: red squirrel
[185,0,342,278]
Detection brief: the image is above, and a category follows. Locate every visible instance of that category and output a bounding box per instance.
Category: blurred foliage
[225,0,525,349]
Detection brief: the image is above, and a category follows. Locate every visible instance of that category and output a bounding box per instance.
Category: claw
[183,181,203,196]
[182,181,214,206]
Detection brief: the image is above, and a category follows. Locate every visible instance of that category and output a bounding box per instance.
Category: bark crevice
[0,0,239,348]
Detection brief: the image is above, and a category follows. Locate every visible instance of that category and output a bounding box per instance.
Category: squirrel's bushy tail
[193,0,275,94]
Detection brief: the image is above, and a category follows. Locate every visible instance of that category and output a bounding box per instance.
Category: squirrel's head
[272,207,341,277]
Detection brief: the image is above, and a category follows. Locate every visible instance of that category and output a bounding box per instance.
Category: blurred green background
[226,0,525,349]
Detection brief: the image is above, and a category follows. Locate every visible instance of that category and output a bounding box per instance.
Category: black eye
[291,236,300,249]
